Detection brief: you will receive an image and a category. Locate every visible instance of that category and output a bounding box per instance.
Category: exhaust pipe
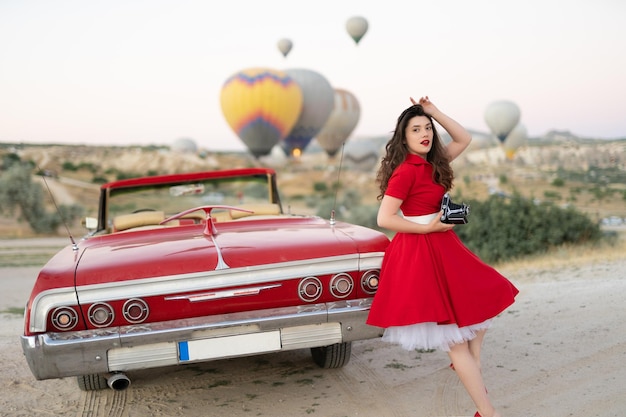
[106,372,131,391]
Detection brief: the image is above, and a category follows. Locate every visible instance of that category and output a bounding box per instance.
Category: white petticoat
[382,319,493,352]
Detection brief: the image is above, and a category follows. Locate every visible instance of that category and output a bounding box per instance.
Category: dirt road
[1,241,625,417]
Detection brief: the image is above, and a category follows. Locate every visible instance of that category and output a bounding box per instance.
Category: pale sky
[1,0,625,152]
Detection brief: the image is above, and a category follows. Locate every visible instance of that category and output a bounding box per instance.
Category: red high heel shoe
[474,413,481,417]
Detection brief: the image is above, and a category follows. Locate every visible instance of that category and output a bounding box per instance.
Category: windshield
[107,176,273,222]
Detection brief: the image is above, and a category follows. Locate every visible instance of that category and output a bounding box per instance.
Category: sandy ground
[1,239,625,417]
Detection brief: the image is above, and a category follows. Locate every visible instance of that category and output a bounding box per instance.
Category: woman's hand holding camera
[428,211,455,233]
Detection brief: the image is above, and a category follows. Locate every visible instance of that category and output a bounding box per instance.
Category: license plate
[178,331,281,362]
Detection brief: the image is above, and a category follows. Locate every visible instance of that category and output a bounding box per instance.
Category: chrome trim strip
[359,252,385,269]
[164,284,281,302]
[29,252,384,332]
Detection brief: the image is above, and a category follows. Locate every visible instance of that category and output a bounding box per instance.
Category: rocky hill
[1,138,624,237]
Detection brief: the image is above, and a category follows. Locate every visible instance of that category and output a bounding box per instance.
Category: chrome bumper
[21,298,382,380]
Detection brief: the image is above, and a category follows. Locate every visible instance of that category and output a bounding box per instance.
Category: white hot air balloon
[277,38,293,57]
[171,137,198,154]
[316,88,361,157]
[503,123,527,160]
[280,68,334,157]
[484,100,521,144]
[346,16,368,45]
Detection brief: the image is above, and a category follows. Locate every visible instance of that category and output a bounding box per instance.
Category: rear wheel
[77,374,108,391]
[311,342,352,368]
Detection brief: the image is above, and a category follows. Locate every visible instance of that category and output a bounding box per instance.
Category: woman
[367,96,518,417]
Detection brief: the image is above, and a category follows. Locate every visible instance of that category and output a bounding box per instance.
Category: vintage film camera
[440,192,470,224]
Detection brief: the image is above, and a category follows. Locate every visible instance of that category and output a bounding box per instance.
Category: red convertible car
[21,168,388,391]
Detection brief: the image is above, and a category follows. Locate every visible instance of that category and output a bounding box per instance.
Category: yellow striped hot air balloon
[220,68,303,158]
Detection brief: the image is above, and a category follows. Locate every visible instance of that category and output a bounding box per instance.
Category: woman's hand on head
[410,96,439,115]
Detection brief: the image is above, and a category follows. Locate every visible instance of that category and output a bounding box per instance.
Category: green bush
[319,188,603,264]
[543,190,562,200]
[62,161,78,171]
[454,193,602,263]
[115,172,142,181]
[551,177,565,187]
[311,191,602,264]
[313,182,328,193]
[0,161,85,234]
[92,175,109,184]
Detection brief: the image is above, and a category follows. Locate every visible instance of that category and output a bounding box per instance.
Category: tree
[0,161,84,234]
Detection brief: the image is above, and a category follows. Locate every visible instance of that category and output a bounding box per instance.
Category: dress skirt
[367,213,519,352]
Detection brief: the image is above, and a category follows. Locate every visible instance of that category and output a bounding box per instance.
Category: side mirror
[82,217,98,232]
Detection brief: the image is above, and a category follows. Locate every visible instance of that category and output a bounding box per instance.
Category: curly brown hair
[376,104,454,200]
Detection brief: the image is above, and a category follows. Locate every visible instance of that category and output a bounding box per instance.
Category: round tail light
[88,302,115,327]
[330,273,354,298]
[123,298,149,323]
[51,306,79,331]
[298,276,322,302]
[361,270,380,294]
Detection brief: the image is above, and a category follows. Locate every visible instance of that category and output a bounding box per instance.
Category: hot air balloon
[484,100,521,144]
[277,38,293,57]
[280,68,334,157]
[220,68,303,158]
[315,88,361,157]
[344,136,384,172]
[503,123,527,160]
[171,137,198,154]
[346,16,368,45]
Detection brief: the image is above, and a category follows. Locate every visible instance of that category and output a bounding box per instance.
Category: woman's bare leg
[448,340,499,417]
[450,329,486,372]
[468,329,487,369]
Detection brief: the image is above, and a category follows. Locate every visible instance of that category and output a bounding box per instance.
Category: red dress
[367,154,518,350]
